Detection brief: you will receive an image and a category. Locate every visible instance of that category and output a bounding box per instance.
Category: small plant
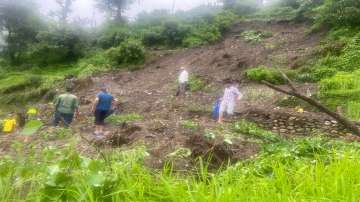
[188,76,207,92]
[41,128,73,140]
[181,120,199,130]
[233,119,282,143]
[106,39,145,66]
[246,66,287,85]
[107,113,144,124]
[241,30,272,43]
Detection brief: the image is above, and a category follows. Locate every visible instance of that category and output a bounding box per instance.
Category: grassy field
[1,122,360,201]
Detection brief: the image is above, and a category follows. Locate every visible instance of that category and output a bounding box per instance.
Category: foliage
[188,76,207,92]
[26,28,87,65]
[3,130,360,201]
[107,113,144,124]
[0,1,44,64]
[232,0,261,16]
[314,0,360,27]
[97,26,132,49]
[20,120,43,136]
[106,39,145,66]
[246,66,287,85]
[241,30,272,43]
[96,0,135,21]
[181,120,199,130]
[233,119,283,143]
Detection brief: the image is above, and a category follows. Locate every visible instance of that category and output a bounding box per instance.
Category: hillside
[2,20,343,167]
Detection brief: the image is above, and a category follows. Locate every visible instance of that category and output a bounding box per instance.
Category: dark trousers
[176,83,188,96]
[53,111,74,128]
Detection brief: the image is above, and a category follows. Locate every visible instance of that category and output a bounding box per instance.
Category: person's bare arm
[112,98,119,110]
[92,97,99,113]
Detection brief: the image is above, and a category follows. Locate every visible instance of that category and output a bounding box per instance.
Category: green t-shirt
[54,93,79,114]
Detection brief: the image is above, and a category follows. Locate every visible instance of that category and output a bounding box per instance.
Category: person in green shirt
[53,86,79,128]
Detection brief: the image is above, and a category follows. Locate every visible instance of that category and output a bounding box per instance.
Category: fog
[35,0,219,25]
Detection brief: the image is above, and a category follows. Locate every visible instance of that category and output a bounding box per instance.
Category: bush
[106,39,145,66]
[183,24,221,47]
[246,66,286,84]
[142,30,164,47]
[188,76,207,92]
[98,27,131,49]
[214,10,237,33]
[161,21,190,47]
[25,29,86,66]
[315,0,360,27]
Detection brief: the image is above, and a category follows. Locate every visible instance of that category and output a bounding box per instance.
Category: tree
[0,0,43,64]
[52,0,76,25]
[96,0,135,22]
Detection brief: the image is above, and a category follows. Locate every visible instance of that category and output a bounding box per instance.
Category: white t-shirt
[222,86,242,104]
[178,70,189,84]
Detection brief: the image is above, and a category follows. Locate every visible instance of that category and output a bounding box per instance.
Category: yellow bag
[3,118,17,133]
[27,108,38,116]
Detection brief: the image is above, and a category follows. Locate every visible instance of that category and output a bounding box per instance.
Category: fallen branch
[261,80,360,136]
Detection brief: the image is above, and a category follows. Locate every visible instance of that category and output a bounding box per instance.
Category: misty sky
[35,0,219,25]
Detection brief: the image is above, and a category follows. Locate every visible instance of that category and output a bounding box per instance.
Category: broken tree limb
[261,80,360,136]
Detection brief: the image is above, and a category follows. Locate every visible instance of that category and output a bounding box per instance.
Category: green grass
[107,113,144,124]
[2,130,360,201]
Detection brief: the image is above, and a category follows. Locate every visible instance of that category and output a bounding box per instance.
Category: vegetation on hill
[2,0,360,201]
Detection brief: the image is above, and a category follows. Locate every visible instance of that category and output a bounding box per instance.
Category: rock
[272,127,278,130]
[289,117,296,121]
[280,129,287,133]
[325,121,331,126]
[331,120,338,124]
[287,126,294,130]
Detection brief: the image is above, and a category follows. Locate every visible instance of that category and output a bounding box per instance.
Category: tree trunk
[262,81,360,136]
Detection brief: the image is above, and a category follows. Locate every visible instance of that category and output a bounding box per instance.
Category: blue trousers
[53,111,74,128]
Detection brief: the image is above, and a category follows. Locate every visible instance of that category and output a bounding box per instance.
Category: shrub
[142,30,164,47]
[246,66,286,85]
[161,21,190,47]
[183,24,221,47]
[98,27,131,49]
[106,39,145,66]
[214,10,237,33]
[315,0,360,27]
[188,76,207,92]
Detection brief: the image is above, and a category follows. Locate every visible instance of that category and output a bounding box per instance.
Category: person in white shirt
[176,67,189,96]
[218,82,243,123]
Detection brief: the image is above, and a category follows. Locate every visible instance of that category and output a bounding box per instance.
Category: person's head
[100,85,107,93]
[65,86,73,93]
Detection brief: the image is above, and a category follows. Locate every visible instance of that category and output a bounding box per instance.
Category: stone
[331,120,338,124]
[280,129,287,133]
[331,130,338,134]
[325,121,331,126]
[272,127,278,130]
[287,126,294,130]
[289,117,296,121]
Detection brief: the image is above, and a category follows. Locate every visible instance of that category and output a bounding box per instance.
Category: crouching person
[53,86,79,128]
[218,82,242,124]
[92,86,117,136]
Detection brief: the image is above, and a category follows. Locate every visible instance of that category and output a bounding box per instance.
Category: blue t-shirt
[96,91,114,111]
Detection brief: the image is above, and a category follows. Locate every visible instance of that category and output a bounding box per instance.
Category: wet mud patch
[186,134,260,167]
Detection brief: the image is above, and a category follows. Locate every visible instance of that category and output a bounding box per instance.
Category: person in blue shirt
[92,86,117,135]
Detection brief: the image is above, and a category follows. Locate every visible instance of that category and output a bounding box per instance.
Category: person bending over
[218,82,242,124]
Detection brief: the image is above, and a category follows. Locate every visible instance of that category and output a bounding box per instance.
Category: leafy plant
[21,120,43,136]
[107,113,144,124]
[181,120,199,130]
